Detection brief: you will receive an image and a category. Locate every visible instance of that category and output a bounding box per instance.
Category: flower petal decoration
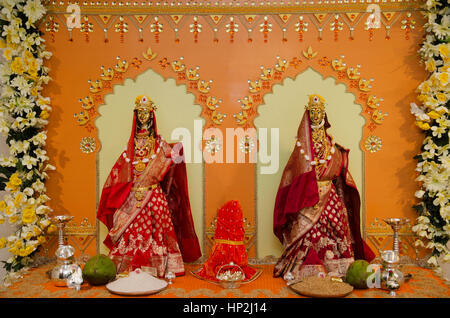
[364,135,382,153]
[0,0,54,284]
[412,0,449,269]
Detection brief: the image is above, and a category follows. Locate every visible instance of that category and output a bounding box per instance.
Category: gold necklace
[312,127,326,158]
[133,135,155,173]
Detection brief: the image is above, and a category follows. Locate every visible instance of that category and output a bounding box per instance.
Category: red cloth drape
[195,200,258,282]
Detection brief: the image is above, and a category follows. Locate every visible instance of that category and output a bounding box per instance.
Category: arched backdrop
[40,0,427,262]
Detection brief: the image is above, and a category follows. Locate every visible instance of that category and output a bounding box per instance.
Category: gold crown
[305,94,326,111]
[134,95,157,111]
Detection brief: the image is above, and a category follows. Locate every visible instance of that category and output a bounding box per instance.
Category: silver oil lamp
[49,215,83,288]
[378,218,410,297]
[382,218,410,262]
[380,250,404,297]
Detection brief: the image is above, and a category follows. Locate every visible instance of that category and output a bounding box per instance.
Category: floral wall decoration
[410,0,449,270]
[0,0,55,285]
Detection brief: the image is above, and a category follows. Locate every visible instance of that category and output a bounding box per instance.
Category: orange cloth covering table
[1,263,449,298]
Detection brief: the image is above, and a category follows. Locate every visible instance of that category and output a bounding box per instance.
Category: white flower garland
[410,0,449,269]
[0,0,54,285]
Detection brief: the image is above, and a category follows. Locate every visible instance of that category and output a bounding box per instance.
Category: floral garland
[0,0,54,285]
[410,0,449,269]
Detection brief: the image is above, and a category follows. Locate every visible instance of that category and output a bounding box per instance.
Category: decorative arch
[72,48,232,254]
[254,68,366,258]
[233,47,387,154]
[74,47,227,156]
[240,49,387,258]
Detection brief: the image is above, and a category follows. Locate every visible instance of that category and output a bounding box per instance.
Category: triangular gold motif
[134,15,147,24]
[279,14,292,23]
[210,15,223,24]
[99,15,112,24]
[170,15,184,24]
[346,12,360,22]
[383,12,396,21]
[314,13,328,23]
[245,15,257,23]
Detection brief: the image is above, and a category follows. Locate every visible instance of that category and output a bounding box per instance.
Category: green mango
[345,260,374,289]
[82,254,117,286]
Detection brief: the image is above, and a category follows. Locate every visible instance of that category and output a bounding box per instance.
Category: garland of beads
[296,134,335,166]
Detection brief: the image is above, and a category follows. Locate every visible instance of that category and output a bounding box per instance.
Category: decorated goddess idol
[97,95,201,277]
[273,94,375,280]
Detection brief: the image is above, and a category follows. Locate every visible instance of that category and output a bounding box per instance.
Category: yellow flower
[436,107,447,115]
[38,219,50,229]
[9,215,19,224]
[0,218,4,225]
[38,98,50,106]
[439,44,449,59]
[427,111,441,120]
[24,232,33,240]
[14,240,23,249]
[10,57,26,75]
[421,82,431,93]
[3,49,12,61]
[9,247,18,255]
[0,237,6,249]
[33,226,42,236]
[40,110,50,120]
[0,38,5,49]
[439,72,448,86]
[24,50,34,61]
[9,173,22,187]
[14,193,25,208]
[417,94,429,103]
[6,173,22,192]
[47,224,57,234]
[415,121,431,130]
[4,206,13,216]
[37,236,46,244]
[4,205,13,216]
[426,59,436,72]
[0,201,6,211]
[17,247,32,257]
[27,57,37,70]
[27,58,38,79]
[22,206,37,224]
[25,245,35,256]
[436,93,447,103]
[31,86,39,97]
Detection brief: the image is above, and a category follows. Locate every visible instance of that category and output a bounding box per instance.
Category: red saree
[273,111,375,280]
[97,111,201,277]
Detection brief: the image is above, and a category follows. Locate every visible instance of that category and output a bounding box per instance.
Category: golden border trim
[46,4,423,15]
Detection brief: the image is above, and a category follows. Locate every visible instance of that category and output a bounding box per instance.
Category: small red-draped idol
[193,200,261,283]
[97,95,201,278]
[273,94,375,281]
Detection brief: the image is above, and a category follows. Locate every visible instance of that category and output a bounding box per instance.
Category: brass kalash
[49,215,83,290]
